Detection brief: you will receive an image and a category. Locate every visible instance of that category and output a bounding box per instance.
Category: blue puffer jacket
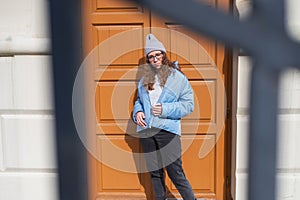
[133,68,194,135]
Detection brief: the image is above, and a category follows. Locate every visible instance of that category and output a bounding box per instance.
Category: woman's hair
[143,52,183,91]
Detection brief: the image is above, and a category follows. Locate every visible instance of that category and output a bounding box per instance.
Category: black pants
[139,128,195,200]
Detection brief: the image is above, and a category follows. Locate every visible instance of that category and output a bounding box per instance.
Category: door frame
[81,0,236,199]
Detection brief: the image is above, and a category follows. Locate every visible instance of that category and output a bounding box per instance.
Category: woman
[133,33,196,200]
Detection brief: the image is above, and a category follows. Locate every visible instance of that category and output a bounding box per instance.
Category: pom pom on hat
[144,33,166,56]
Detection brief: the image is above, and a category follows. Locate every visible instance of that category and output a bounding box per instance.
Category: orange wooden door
[82,0,230,199]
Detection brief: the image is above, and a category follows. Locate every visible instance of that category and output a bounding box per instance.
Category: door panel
[97,136,144,190]
[95,0,142,12]
[94,25,144,65]
[163,135,217,199]
[82,0,230,199]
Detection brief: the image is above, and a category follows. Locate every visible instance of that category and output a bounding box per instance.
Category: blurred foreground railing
[49,0,88,200]
[48,0,300,199]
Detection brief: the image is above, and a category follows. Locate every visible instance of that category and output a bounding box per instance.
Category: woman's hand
[136,112,147,127]
[152,103,162,116]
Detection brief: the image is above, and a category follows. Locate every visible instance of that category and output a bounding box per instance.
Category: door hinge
[226,176,229,186]
[226,108,231,119]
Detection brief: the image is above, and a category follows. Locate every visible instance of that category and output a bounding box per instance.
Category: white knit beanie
[144,33,166,56]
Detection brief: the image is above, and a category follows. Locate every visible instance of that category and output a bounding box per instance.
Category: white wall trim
[0,37,51,55]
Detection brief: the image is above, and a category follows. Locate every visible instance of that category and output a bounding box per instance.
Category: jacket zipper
[146,91,153,128]
[149,115,153,128]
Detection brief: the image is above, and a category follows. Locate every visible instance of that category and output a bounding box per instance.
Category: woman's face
[147,51,163,69]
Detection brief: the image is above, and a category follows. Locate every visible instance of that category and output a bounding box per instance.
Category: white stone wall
[235,0,300,200]
[0,0,58,200]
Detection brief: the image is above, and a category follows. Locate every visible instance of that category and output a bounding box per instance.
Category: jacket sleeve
[133,95,144,123]
[133,80,145,123]
[160,77,194,119]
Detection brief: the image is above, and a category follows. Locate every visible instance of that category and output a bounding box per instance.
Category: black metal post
[249,64,280,200]
[248,1,284,199]
[48,0,88,200]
